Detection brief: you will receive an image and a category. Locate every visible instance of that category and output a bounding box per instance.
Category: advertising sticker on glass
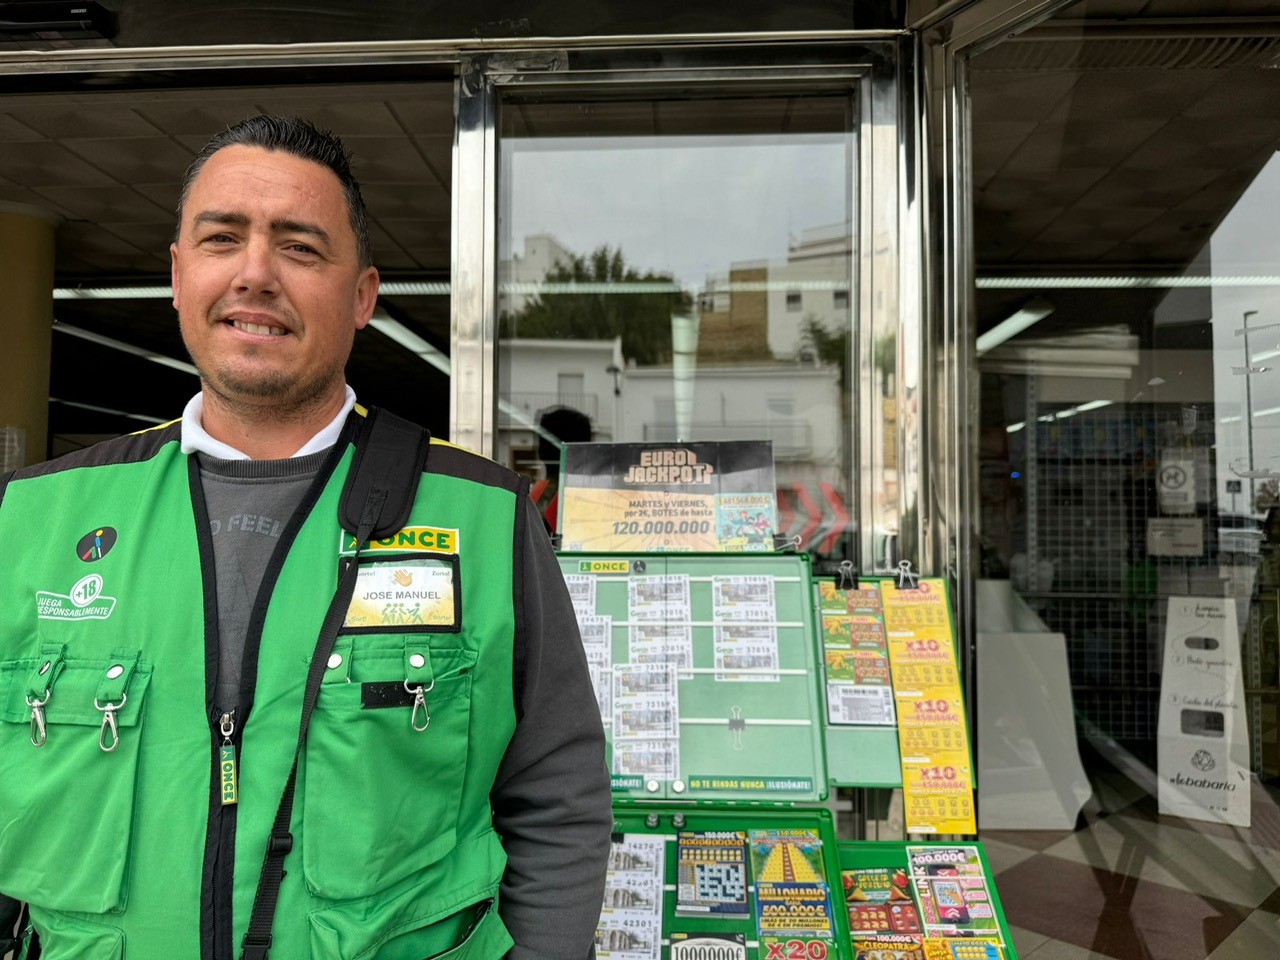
[558,441,777,553]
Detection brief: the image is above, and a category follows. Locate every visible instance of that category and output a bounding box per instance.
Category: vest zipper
[190,424,353,960]
[210,707,240,960]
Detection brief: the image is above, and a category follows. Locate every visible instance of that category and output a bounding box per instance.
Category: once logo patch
[37,573,118,621]
[76,526,118,562]
[339,526,459,556]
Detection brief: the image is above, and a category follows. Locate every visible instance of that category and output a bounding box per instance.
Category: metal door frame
[912,0,1086,742]
[451,40,914,573]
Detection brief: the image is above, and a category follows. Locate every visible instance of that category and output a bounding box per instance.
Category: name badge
[344,556,460,631]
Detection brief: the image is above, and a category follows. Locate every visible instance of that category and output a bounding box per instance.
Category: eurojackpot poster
[558,441,776,553]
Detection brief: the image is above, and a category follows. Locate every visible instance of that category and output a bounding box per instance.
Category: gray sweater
[197,452,610,960]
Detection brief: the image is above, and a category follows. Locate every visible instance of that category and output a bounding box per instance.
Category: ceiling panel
[0,112,45,141]
[61,137,198,185]
[0,141,118,188]
[249,98,405,136]
[1042,70,1213,122]
[5,104,161,140]
[970,71,1079,122]
[100,222,181,255]
[342,135,442,184]
[0,82,454,281]
[390,98,455,136]
[31,185,172,224]
[0,186,74,217]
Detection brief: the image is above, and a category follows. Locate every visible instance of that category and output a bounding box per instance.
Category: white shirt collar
[180,386,357,460]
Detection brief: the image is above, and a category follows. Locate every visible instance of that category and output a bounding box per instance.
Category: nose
[231,235,280,298]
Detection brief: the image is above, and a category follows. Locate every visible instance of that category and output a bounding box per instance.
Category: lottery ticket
[615,702,679,741]
[905,847,1002,944]
[597,836,666,960]
[670,933,747,960]
[589,664,612,724]
[578,613,613,649]
[612,738,679,779]
[826,681,896,726]
[714,624,779,682]
[565,574,597,615]
[628,622,693,675]
[628,574,691,622]
[712,575,776,622]
[614,662,679,698]
[676,831,749,918]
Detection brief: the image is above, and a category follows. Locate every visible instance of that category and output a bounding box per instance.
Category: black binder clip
[837,559,857,592]
[550,533,564,550]
[773,534,802,552]
[896,559,919,591]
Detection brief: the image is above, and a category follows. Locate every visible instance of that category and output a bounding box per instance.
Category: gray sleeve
[492,497,612,960]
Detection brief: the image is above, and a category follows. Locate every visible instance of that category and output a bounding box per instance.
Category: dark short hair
[177,115,372,269]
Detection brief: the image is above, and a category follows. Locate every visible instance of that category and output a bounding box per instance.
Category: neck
[199,384,347,460]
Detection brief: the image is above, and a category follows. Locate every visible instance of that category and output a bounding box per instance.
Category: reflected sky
[502,134,850,289]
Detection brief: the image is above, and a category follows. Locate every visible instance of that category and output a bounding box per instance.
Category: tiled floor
[982,769,1280,959]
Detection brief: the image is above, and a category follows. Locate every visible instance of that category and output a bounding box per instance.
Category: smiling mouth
[229,319,288,337]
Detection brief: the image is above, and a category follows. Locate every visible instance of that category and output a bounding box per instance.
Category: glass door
[451,46,907,569]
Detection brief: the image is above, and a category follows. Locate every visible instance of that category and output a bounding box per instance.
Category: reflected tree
[500,245,691,365]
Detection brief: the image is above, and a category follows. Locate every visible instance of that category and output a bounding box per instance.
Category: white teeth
[232,320,286,336]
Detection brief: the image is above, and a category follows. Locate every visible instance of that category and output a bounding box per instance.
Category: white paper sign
[1157,597,1251,827]
[1146,517,1203,558]
[1157,452,1196,515]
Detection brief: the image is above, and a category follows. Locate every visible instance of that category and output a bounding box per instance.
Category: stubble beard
[184,299,349,426]
[198,350,346,426]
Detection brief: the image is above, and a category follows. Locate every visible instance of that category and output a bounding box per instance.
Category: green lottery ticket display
[560,553,826,802]
[814,579,902,789]
[601,808,850,960]
[839,842,1018,959]
[598,808,1019,960]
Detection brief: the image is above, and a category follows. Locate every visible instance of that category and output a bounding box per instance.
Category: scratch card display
[597,836,666,960]
[670,933,747,960]
[750,828,835,954]
[921,941,1004,960]
[676,831,749,918]
[818,582,894,727]
[842,868,918,936]
[850,936,925,960]
[905,847,1002,945]
[850,938,1005,960]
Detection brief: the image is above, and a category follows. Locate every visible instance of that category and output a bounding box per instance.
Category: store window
[496,91,856,562]
[0,80,454,460]
[970,7,1280,957]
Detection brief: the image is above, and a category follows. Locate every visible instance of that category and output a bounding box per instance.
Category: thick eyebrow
[190,211,332,249]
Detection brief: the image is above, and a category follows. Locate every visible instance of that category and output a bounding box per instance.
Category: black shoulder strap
[240,407,429,960]
[0,895,27,956]
[338,407,431,540]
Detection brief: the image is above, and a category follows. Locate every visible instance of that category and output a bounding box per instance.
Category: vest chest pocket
[302,641,475,900]
[0,651,151,914]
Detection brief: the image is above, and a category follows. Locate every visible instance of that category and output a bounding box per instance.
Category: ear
[354,266,379,330]
[170,243,181,310]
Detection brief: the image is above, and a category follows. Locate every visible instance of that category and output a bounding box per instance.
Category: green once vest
[0,417,522,960]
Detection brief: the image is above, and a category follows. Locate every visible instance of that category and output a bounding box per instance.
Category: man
[0,116,611,960]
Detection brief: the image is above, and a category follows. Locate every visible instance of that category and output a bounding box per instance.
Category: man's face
[171,145,378,413]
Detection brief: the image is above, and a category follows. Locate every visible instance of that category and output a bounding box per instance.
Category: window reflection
[971,18,1280,841]
[496,93,857,563]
